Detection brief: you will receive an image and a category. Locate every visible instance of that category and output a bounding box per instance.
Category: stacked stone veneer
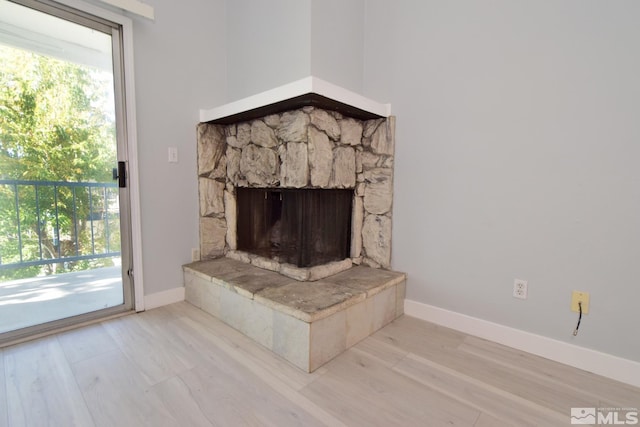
[197,107,396,278]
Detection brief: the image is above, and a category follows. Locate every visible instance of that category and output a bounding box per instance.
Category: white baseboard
[144,286,185,310]
[404,299,640,389]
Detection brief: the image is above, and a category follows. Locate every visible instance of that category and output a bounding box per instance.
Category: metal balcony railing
[0,179,121,271]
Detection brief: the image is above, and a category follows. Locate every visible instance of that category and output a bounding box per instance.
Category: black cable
[573,301,582,336]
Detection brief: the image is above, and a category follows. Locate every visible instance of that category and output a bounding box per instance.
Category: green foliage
[0,265,41,281]
[0,45,118,280]
[0,45,116,182]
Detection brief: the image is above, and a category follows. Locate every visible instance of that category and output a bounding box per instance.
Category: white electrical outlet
[191,248,200,262]
[513,279,528,299]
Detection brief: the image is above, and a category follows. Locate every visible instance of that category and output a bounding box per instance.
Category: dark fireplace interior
[236,188,353,268]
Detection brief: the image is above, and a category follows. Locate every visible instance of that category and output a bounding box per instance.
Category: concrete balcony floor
[0,266,123,334]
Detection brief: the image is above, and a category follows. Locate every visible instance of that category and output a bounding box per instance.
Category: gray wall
[225,0,366,100]
[363,0,640,361]
[130,0,226,296]
[226,0,311,101]
[112,0,639,362]
[311,0,365,93]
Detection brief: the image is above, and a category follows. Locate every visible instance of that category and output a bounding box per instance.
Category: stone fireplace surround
[185,78,406,372]
[196,103,396,281]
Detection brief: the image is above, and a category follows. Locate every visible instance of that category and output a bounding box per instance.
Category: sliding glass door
[0,0,134,340]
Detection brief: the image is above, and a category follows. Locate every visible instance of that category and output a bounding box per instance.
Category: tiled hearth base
[183,258,406,372]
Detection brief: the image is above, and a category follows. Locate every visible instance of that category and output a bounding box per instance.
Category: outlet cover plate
[513,279,528,299]
[571,291,590,314]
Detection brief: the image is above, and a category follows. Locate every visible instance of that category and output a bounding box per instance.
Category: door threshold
[0,309,134,349]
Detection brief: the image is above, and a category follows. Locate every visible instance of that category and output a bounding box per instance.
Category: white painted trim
[404,299,640,388]
[97,0,154,20]
[199,76,391,123]
[144,287,185,310]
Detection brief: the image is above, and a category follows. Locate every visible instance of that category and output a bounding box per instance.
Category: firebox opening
[236,188,353,268]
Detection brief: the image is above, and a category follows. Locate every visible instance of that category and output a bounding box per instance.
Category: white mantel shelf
[200,76,391,124]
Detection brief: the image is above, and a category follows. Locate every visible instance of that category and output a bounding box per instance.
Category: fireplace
[196,78,395,281]
[236,187,352,268]
[187,79,405,372]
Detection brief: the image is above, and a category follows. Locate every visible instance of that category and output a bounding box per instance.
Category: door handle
[112,161,127,188]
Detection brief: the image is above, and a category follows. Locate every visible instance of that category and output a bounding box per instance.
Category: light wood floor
[0,302,638,426]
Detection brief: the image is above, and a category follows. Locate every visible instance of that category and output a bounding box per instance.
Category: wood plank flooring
[0,302,638,426]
